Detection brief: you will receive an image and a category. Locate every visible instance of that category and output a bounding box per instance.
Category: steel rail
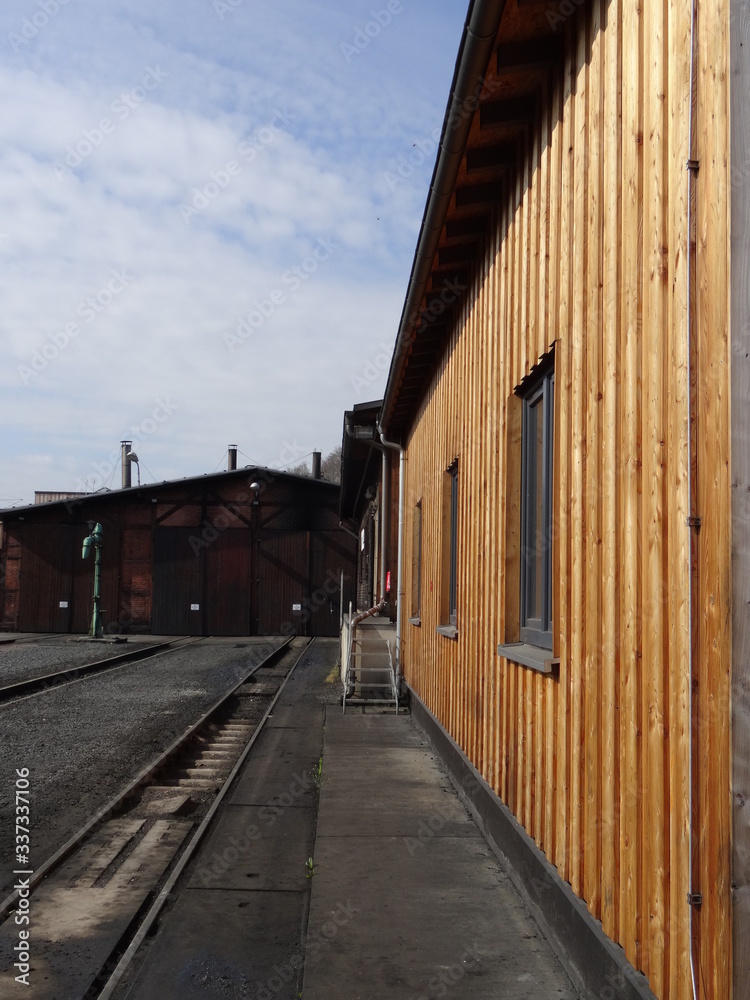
[0,635,294,922]
[0,632,71,645]
[96,636,316,1000]
[0,635,203,704]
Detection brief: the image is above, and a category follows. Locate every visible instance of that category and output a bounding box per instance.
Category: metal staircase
[342,614,398,714]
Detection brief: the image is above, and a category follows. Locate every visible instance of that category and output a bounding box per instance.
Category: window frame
[436,459,459,638]
[409,499,422,624]
[519,364,554,650]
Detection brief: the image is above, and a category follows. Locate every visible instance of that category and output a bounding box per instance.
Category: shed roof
[340,400,383,521]
[0,465,338,519]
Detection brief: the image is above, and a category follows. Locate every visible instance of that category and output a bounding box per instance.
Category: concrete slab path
[303,711,581,1000]
[119,641,581,1000]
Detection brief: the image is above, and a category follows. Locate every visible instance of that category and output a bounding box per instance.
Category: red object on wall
[386,570,391,593]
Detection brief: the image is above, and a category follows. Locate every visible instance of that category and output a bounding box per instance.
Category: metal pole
[82,523,104,638]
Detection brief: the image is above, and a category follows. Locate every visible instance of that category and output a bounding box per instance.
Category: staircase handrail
[343,599,386,713]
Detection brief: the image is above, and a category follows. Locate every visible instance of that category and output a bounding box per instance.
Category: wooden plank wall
[400,1,732,996]
[731,0,750,996]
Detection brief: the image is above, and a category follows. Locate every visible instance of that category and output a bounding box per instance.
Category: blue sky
[0,0,467,505]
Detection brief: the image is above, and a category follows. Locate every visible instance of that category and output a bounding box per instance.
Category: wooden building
[0,466,356,637]
[366,0,747,997]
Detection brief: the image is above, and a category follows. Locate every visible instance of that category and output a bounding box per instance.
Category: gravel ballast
[0,638,156,688]
[0,637,284,894]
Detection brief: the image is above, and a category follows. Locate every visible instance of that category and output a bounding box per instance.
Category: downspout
[377,424,404,692]
[343,418,388,605]
[686,0,700,995]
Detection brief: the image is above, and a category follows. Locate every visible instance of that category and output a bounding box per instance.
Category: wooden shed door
[204,529,252,636]
[18,525,74,633]
[256,531,308,635]
[152,528,202,635]
[308,531,351,637]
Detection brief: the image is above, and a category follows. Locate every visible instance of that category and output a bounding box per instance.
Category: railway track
[0,633,71,646]
[0,636,313,1000]
[0,635,204,704]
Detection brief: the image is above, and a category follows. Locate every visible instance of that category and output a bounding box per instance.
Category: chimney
[312,450,322,480]
[121,440,132,489]
[227,445,238,471]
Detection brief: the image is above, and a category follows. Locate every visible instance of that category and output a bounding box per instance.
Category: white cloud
[0,0,467,505]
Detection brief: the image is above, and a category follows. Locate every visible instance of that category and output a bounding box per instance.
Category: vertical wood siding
[400,1,731,996]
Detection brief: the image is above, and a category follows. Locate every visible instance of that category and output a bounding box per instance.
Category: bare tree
[320,446,341,484]
[286,447,341,483]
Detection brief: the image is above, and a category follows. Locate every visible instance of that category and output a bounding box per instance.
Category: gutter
[379,0,507,434]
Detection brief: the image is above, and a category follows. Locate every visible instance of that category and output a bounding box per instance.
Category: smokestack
[121,441,132,489]
[312,450,322,480]
[227,445,238,471]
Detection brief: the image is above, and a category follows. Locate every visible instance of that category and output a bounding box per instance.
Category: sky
[0,0,468,507]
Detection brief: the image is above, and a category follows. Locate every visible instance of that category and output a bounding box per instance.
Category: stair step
[345,698,398,705]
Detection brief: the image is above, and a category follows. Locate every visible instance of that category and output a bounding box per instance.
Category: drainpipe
[377,424,404,692]
[343,417,388,604]
[686,0,700,995]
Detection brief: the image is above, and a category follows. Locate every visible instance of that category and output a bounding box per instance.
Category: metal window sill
[497,642,559,675]
[436,625,458,640]
[408,616,421,627]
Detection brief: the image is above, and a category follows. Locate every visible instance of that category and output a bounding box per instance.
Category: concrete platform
[119,641,581,1000]
[303,711,581,1000]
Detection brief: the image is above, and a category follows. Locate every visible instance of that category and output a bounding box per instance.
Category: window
[437,460,459,638]
[519,364,554,649]
[448,466,458,626]
[410,501,422,624]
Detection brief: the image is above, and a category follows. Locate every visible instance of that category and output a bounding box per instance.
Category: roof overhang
[340,400,384,521]
[380,0,566,436]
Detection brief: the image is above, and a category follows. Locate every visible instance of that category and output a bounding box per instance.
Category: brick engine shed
[0,466,356,637]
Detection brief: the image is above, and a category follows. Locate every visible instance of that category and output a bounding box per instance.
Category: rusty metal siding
[152,528,202,635]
